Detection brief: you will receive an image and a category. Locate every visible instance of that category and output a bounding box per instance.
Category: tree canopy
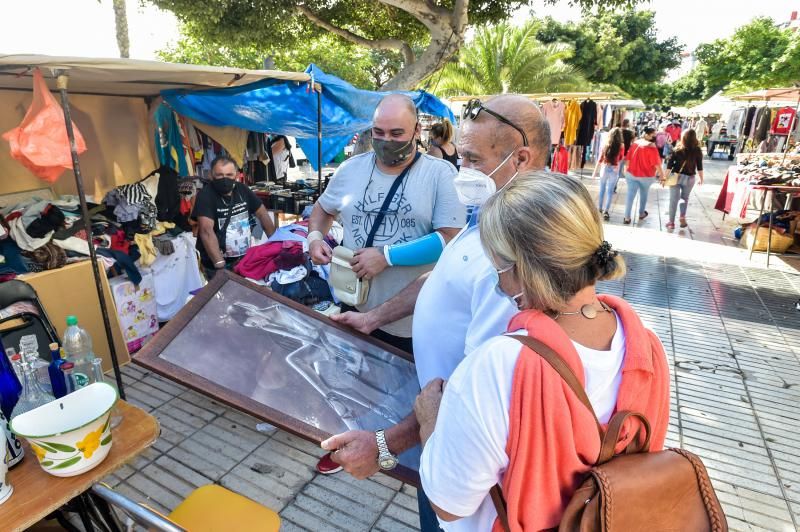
[535,10,682,95]
[435,20,585,96]
[664,17,800,107]
[151,0,638,90]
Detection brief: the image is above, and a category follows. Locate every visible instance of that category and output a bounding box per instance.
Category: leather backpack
[491,336,728,532]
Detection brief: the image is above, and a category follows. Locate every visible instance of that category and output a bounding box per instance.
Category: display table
[0,400,159,531]
[747,184,800,267]
[707,139,737,160]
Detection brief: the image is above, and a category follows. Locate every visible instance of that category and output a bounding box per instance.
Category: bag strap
[216,186,239,253]
[490,485,511,532]
[365,151,421,248]
[488,335,652,531]
[510,335,604,438]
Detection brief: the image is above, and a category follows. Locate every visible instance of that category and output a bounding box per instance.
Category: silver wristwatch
[375,430,398,470]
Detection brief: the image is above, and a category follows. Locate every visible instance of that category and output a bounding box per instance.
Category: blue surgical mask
[491,263,524,308]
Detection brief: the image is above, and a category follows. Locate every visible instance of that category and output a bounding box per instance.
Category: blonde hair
[480,171,626,311]
[430,119,454,143]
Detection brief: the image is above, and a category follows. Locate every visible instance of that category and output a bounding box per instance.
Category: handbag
[329,152,421,306]
[491,335,727,532]
[664,157,687,187]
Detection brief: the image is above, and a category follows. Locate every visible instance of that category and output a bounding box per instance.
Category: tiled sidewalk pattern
[100,159,800,531]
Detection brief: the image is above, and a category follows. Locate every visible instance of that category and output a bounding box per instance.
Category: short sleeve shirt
[318,152,464,337]
[192,182,263,264]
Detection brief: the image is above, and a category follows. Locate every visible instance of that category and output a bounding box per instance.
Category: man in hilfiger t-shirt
[192,156,276,278]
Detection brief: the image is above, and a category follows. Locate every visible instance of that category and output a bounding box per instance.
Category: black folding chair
[0,280,59,361]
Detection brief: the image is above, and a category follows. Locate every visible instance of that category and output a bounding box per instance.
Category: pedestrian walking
[664,129,704,230]
[592,127,625,221]
[623,127,665,225]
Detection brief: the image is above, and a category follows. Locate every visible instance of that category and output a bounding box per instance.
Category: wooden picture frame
[134,270,420,486]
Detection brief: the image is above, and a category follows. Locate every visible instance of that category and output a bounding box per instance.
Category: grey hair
[480,171,626,311]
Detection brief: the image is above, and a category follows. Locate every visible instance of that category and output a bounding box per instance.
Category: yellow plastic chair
[169,484,281,532]
[91,483,281,532]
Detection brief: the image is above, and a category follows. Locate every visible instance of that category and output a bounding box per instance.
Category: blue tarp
[161,64,455,171]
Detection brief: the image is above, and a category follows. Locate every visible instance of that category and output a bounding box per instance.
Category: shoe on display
[316,452,343,475]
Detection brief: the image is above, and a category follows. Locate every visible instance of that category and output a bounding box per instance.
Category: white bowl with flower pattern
[10,382,118,477]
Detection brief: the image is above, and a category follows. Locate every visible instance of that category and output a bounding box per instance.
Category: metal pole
[55,72,126,400]
[317,85,323,197]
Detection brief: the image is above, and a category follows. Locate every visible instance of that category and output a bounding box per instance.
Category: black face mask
[372,137,417,167]
[211,178,235,195]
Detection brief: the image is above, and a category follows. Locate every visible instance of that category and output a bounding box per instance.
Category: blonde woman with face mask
[415,171,671,531]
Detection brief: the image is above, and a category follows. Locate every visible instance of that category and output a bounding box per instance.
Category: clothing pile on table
[233,219,341,307]
[0,166,205,339]
[736,155,800,186]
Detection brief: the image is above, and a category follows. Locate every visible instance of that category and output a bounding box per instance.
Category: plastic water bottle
[62,316,93,389]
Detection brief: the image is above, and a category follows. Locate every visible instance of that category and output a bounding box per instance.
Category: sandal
[623,218,631,225]
[603,211,610,221]
[679,217,688,228]
[639,210,649,221]
[666,222,675,230]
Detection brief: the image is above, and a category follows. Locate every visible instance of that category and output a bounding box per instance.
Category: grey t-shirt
[318,152,464,337]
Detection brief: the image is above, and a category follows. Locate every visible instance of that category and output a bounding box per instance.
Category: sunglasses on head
[462,98,529,147]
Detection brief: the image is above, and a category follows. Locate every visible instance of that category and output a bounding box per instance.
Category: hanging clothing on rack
[541,100,565,145]
[577,100,598,167]
[771,107,797,135]
[564,100,582,146]
[154,104,190,177]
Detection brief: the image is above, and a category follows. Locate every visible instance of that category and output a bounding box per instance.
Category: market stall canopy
[0,54,311,97]
[732,88,800,102]
[162,64,455,171]
[688,91,737,117]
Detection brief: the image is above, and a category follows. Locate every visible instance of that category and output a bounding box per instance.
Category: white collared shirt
[412,218,518,388]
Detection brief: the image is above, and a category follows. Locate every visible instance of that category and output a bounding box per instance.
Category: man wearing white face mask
[324,94,549,531]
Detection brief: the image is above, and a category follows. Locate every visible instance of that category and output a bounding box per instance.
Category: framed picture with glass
[133,271,421,485]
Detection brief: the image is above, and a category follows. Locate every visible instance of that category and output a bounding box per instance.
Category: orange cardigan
[496,295,670,531]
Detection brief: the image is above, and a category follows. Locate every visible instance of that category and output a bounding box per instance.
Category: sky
[0,0,797,63]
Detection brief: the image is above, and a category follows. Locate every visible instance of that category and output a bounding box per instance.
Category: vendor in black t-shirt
[192,156,276,277]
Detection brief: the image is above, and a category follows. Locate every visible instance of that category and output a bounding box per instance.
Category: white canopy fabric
[0,54,312,97]
[688,91,737,117]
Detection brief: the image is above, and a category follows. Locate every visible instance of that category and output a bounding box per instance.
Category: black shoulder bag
[365,151,421,248]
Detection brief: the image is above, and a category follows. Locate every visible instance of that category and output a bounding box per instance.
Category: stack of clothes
[234,219,340,306]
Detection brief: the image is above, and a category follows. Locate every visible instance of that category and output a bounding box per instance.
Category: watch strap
[376,429,391,457]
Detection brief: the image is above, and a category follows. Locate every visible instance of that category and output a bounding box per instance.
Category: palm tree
[99,0,130,57]
[435,21,585,97]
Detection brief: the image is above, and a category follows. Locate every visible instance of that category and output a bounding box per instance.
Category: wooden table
[0,401,159,531]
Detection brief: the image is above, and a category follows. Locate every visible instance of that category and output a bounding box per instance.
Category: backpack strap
[488,336,651,531]
[509,335,603,439]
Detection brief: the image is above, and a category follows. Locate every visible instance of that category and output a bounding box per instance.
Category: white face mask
[454,150,518,206]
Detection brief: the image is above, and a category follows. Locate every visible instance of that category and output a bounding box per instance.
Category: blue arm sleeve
[384,232,446,267]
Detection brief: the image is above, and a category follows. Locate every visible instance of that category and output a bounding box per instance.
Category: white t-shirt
[420,314,627,532]
[412,221,518,388]
[318,152,464,337]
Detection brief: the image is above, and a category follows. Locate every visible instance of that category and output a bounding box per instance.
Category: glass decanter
[10,357,55,419]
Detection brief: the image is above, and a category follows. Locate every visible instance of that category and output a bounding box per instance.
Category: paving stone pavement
[87,158,800,532]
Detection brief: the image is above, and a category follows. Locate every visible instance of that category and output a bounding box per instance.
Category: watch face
[379,456,398,470]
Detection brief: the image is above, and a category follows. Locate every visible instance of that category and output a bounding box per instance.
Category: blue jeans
[668,174,697,222]
[418,486,443,532]
[624,174,657,219]
[597,164,620,212]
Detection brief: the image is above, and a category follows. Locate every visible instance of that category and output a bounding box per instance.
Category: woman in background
[665,129,704,230]
[428,119,460,169]
[592,127,625,221]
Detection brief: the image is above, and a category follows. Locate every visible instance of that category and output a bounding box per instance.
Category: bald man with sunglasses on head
[322,94,550,531]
